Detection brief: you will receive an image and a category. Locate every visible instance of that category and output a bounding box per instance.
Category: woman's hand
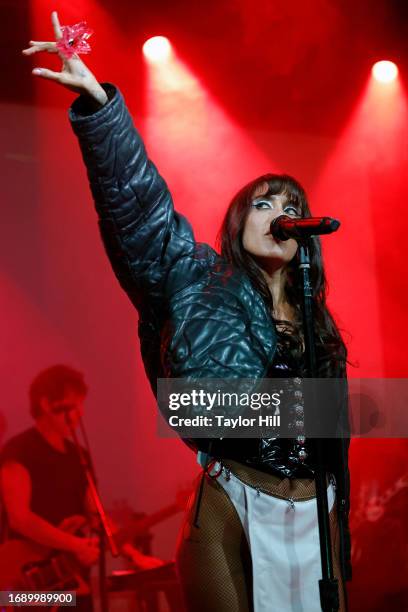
[22,11,108,107]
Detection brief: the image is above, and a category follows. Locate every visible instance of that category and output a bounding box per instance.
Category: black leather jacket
[69,84,351,582]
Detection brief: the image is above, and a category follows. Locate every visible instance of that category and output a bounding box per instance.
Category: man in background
[0,365,99,610]
[0,364,163,611]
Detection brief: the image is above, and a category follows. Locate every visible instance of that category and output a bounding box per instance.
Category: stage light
[372,60,398,83]
[143,36,172,62]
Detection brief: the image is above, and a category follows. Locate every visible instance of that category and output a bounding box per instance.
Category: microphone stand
[65,414,119,612]
[298,244,339,612]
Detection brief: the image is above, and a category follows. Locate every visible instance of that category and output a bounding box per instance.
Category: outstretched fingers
[32,67,63,83]
[22,41,58,55]
[51,11,63,40]
[31,68,79,90]
[23,11,105,100]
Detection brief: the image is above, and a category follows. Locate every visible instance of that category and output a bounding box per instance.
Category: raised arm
[23,12,214,313]
[68,84,208,311]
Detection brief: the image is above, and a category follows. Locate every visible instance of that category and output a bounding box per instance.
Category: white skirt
[212,463,336,612]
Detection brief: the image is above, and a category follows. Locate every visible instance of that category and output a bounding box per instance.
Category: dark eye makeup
[251,199,301,217]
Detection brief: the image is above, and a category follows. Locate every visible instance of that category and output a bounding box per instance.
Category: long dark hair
[218,173,347,376]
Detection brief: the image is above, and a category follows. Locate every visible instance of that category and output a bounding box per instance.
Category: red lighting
[143,36,172,62]
[372,60,398,83]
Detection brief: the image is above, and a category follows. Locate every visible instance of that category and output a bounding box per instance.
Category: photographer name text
[168,414,281,428]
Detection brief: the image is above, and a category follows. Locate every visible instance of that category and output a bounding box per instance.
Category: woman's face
[242,182,301,269]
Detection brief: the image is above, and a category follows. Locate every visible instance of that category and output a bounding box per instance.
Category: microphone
[270,215,340,241]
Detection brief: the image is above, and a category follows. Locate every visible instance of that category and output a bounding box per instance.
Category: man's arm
[84,488,163,569]
[0,461,98,566]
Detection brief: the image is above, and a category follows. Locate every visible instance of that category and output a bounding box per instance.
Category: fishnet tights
[175,461,346,612]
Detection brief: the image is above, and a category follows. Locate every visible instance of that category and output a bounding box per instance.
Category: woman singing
[24,12,351,612]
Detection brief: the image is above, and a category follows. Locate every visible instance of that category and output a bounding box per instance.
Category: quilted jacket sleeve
[69,84,209,311]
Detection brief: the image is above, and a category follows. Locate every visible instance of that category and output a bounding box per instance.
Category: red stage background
[1,0,407,609]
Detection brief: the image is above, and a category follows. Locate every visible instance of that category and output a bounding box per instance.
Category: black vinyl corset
[240,337,318,479]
